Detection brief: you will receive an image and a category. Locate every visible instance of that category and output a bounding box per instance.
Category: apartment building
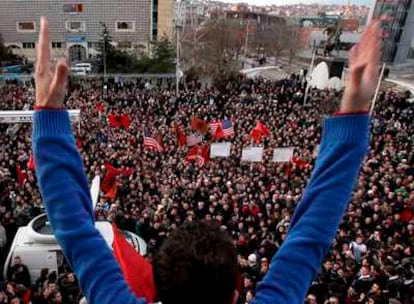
[368,0,414,63]
[0,0,174,63]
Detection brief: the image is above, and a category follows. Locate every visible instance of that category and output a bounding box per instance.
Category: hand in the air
[35,17,69,108]
[341,22,381,113]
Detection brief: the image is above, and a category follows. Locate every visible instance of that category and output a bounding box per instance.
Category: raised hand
[35,17,69,108]
[341,22,381,113]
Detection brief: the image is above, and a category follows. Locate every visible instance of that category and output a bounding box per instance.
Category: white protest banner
[210,142,231,158]
[272,147,295,162]
[0,110,81,123]
[241,147,263,162]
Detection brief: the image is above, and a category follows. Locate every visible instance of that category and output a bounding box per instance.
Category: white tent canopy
[309,62,329,89]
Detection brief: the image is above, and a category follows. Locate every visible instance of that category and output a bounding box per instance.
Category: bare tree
[180,19,244,77]
[249,20,303,64]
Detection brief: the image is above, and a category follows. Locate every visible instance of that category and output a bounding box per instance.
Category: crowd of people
[0,75,413,304]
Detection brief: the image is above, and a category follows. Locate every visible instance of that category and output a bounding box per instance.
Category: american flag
[209,121,222,135]
[143,129,163,152]
[186,133,203,146]
[221,120,234,137]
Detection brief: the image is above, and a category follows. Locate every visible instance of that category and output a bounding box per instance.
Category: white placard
[210,142,231,158]
[241,147,263,162]
[272,147,295,162]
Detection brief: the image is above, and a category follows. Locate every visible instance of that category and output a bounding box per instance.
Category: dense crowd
[0,75,413,304]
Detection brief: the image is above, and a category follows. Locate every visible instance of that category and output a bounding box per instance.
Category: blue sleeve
[32,110,146,304]
[253,115,370,304]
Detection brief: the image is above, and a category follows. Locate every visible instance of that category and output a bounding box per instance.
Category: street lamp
[175,0,184,96]
[103,32,108,83]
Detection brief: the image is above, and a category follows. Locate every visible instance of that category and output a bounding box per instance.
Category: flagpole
[303,49,317,106]
[244,21,249,58]
[370,63,386,115]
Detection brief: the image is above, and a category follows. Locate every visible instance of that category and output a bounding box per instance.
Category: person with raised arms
[32,17,381,304]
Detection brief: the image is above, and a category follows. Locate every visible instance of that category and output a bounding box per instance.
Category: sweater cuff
[333,111,369,116]
[323,115,370,143]
[33,110,72,139]
[34,106,66,110]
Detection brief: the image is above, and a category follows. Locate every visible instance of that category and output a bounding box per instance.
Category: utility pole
[370,63,386,114]
[244,20,249,58]
[103,33,107,83]
[176,25,180,96]
[175,0,184,96]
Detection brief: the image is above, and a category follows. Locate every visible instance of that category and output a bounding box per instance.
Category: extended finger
[348,45,358,65]
[366,22,381,79]
[49,60,69,103]
[36,17,51,75]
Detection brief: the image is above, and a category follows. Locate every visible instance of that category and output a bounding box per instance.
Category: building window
[66,21,86,32]
[22,42,35,49]
[52,42,65,49]
[115,21,135,32]
[17,22,36,32]
[63,3,83,13]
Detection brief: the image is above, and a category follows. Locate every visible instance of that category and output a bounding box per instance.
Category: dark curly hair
[153,221,238,304]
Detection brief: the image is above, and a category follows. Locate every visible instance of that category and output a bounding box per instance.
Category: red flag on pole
[255,121,271,136]
[213,124,225,139]
[95,103,105,113]
[186,145,209,167]
[174,123,187,147]
[191,117,209,134]
[112,223,156,302]
[120,115,131,130]
[250,128,262,144]
[16,163,27,187]
[27,154,35,170]
[108,114,122,128]
[291,157,309,168]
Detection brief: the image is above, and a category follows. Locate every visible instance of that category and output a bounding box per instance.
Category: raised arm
[253,22,381,304]
[33,18,145,304]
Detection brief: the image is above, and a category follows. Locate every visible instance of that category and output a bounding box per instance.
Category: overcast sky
[215,0,372,6]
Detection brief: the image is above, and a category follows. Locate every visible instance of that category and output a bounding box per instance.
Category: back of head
[153,221,237,304]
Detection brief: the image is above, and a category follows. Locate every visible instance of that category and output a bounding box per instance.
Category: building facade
[368,0,414,63]
[0,0,173,63]
[156,0,174,40]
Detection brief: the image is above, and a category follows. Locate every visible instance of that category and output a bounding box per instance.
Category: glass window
[17,22,36,32]
[63,3,83,13]
[52,42,65,49]
[115,21,135,32]
[66,21,86,32]
[22,42,35,49]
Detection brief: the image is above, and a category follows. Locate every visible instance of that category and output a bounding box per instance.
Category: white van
[75,63,92,72]
[70,66,87,76]
[3,177,147,283]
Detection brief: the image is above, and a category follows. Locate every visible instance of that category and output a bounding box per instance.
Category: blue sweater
[33,111,369,304]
